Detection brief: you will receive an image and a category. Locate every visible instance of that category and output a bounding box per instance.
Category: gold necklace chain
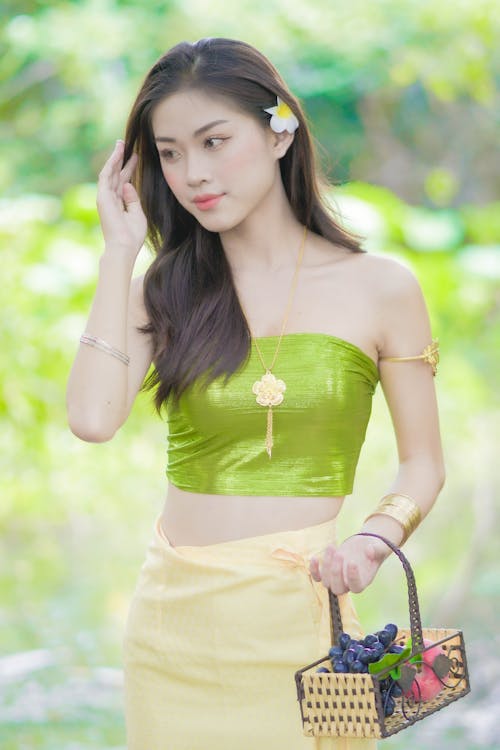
[245,225,308,458]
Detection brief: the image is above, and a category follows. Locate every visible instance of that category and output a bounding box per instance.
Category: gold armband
[364,493,422,546]
[380,338,439,376]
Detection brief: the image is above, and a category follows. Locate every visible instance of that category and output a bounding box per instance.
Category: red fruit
[404,638,449,703]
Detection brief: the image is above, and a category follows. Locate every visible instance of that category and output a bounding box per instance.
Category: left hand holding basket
[309,535,388,594]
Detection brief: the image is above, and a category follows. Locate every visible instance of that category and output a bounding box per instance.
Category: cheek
[226,140,265,173]
[160,167,180,194]
[160,167,190,209]
[224,142,274,193]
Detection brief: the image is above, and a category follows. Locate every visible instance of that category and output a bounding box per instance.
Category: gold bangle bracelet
[364,493,422,546]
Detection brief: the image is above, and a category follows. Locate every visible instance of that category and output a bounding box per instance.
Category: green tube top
[165,332,379,496]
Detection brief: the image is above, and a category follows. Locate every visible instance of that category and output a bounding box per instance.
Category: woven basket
[294,532,470,739]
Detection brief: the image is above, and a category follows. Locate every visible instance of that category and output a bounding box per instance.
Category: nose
[185,151,211,187]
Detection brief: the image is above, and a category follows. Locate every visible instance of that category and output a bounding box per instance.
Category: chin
[196,214,244,235]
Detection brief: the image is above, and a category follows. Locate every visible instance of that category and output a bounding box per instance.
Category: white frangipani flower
[264,96,299,134]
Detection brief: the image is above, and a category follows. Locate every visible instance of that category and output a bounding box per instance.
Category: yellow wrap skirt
[122,515,378,750]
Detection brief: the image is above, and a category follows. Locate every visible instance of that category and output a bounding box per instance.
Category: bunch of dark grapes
[377,676,403,717]
[316,623,404,717]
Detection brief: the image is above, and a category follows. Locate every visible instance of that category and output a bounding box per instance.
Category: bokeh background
[1,1,499,748]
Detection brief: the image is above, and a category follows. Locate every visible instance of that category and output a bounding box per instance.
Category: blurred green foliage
[2,0,499,202]
[1,1,499,748]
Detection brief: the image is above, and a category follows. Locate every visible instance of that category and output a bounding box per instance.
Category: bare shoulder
[349,252,422,297]
[348,252,427,318]
[315,236,420,290]
[354,254,432,356]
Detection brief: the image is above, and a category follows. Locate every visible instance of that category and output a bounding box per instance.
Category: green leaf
[368,642,412,676]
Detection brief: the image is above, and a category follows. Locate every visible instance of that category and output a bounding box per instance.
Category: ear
[270,129,295,160]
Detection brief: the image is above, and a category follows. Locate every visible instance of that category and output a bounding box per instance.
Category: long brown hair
[123,37,365,416]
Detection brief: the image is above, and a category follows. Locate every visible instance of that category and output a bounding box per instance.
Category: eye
[159,148,178,162]
[205,136,226,149]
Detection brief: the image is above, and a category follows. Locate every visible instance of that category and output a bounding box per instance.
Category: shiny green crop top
[165,332,380,496]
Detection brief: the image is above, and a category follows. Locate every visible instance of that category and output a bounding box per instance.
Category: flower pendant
[252,371,286,407]
[252,371,286,458]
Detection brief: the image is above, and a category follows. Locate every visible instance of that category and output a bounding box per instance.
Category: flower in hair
[264,96,299,133]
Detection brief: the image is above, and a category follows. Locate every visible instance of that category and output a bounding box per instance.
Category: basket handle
[328,532,424,656]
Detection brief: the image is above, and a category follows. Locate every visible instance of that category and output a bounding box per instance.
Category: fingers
[122,181,141,210]
[119,151,138,185]
[98,141,138,197]
[310,545,349,595]
[326,546,350,595]
[344,560,364,593]
[309,543,376,595]
[98,140,125,185]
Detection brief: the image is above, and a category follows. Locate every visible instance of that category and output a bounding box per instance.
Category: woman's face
[150,89,292,233]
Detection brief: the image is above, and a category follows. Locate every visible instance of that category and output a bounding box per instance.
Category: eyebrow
[155,119,230,143]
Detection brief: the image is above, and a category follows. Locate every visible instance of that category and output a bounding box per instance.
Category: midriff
[159,483,344,546]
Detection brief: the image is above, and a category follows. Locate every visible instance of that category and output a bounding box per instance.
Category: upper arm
[122,273,155,420]
[376,260,443,467]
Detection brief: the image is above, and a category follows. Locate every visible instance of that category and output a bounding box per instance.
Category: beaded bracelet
[80,333,130,366]
[364,493,422,546]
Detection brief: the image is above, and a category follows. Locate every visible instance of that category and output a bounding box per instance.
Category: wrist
[363,493,422,548]
[100,247,137,270]
[359,516,405,560]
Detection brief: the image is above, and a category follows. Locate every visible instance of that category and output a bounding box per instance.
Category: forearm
[360,454,446,557]
[310,455,446,595]
[66,249,135,441]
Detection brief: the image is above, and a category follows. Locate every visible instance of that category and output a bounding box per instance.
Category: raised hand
[96,139,148,258]
[309,535,386,595]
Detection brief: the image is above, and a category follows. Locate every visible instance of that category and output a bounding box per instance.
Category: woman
[66,37,444,750]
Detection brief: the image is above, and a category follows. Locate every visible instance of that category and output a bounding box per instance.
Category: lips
[193,193,224,211]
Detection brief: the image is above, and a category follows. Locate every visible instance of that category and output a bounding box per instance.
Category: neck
[219,181,305,274]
